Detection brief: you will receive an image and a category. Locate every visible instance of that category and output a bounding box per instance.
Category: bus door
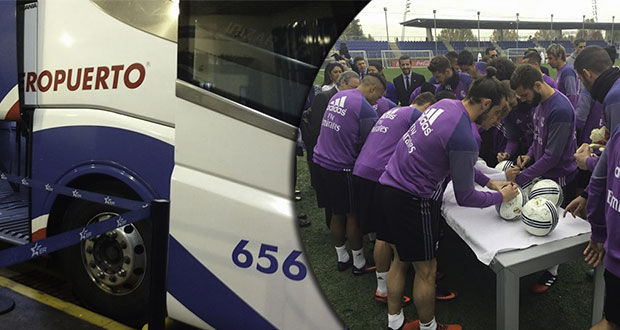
[169,1,367,329]
[0,0,31,245]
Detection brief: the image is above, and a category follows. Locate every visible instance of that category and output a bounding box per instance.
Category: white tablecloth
[442,166,592,265]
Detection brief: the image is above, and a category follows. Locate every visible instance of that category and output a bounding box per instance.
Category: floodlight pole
[583,15,586,37]
[384,7,390,42]
[477,11,481,48]
[516,13,519,49]
[433,9,438,55]
[401,0,410,41]
[612,16,615,45]
[551,14,554,38]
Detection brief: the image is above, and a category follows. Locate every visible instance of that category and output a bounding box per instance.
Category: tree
[491,29,518,41]
[340,19,373,40]
[575,18,604,40]
[436,29,476,42]
[534,30,561,41]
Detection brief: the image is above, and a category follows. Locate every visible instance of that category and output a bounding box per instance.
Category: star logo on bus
[45,184,54,192]
[31,242,47,258]
[116,216,127,227]
[104,196,115,206]
[72,190,82,198]
[79,228,92,241]
[21,178,29,186]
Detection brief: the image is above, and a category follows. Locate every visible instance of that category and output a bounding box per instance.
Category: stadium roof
[402,18,618,30]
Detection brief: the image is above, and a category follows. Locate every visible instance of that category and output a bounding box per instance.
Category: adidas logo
[329,96,347,107]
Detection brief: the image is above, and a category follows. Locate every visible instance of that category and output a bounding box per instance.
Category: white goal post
[381,50,433,68]
[505,47,546,64]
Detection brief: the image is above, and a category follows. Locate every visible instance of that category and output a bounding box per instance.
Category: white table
[442,175,605,330]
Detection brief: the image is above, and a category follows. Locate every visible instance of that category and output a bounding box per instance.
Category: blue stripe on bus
[168,236,277,330]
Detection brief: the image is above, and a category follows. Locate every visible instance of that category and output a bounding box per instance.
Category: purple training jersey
[516,90,578,186]
[379,99,502,207]
[313,89,378,171]
[586,125,620,278]
[556,64,579,108]
[575,87,604,145]
[374,96,397,118]
[436,72,473,100]
[503,106,535,157]
[354,106,423,182]
[543,74,558,90]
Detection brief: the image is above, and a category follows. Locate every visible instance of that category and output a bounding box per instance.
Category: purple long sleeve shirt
[543,74,558,90]
[436,72,473,100]
[586,126,620,278]
[374,96,397,118]
[516,90,578,186]
[575,87,604,145]
[354,106,423,182]
[313,89,378,171]
[502,106,535,157]
[556,64,579,109]
[379,99,502,207]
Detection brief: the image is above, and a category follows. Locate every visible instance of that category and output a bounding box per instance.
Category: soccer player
[368,61,398,105]
[575,45,620,330]
[428,56,473,100]
[379,69,518,330]
[546,44,579,108]
[313,73,386,275]
[457,50,483,79]
[353,56,368,80]
[353,92,435,308]
[506,64,578,293]
[485,47,499,60]
[393,55,426,106]
[305,71,360,228]
[445,51,459,69]
[566,38,586,67]
[522,50,558,89]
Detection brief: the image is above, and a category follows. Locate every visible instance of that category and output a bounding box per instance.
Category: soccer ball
[495,160,514,172]
[520,177,541,197]
[521,198,559,236]
[476,157,487,167]
[529,179,563,207]
[495,187,528,221]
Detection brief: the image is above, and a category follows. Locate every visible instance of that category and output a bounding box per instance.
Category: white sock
[548,265,559,276]
[335,245,350,263]
[376,271,388,295]
[368,232,377,241]
[420,317,437,330]
[352,248,366,269]
[387,310,404,330]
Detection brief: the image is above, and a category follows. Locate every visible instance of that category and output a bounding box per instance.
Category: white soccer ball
[495,187,528,221]
[521,198,559,236]
[495,160,514,172]
[520,177,541,197]
[529,179,563,207]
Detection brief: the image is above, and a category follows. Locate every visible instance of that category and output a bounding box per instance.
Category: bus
[0,0,368,328]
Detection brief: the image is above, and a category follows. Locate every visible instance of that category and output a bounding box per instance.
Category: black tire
[58,182,151,327]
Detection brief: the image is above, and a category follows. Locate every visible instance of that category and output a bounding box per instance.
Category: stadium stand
[397,41,448,55]
[497,41,536,50]
[336,40,390,58]
[450,41,494,52]
[538,40,575,54]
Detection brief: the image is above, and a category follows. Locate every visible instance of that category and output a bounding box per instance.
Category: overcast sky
[356,0,620,40]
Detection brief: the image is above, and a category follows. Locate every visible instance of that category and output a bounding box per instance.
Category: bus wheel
[58,184,151,326]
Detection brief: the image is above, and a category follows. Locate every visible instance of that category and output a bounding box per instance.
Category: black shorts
[379,184,441,262]
[353,175,384,235]
[575,169,592,190]
[315,165,355,215]
[605,270,620,326]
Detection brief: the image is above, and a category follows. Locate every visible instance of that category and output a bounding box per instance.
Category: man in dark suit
[393,55,425,106]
